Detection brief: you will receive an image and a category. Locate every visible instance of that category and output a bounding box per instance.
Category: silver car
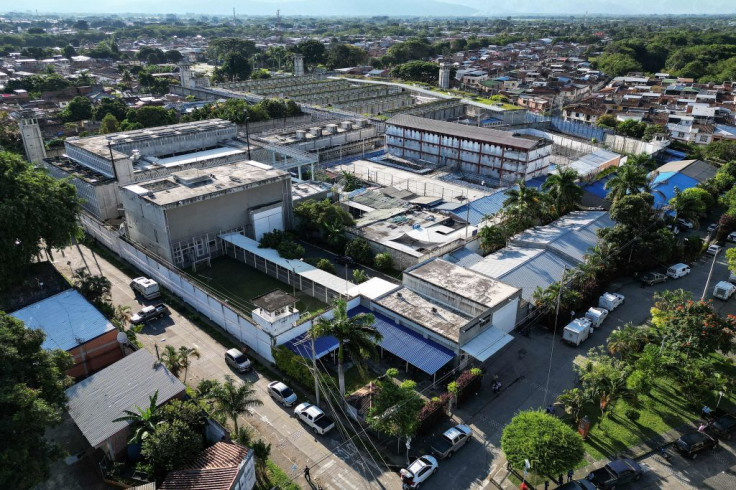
[268,381,297,406]
[225,348,252,373]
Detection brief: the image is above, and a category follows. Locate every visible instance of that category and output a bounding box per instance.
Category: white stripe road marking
[336,472,360,490]
[314,459,336,476]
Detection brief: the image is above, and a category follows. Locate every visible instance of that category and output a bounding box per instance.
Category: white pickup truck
[294,402,335,435]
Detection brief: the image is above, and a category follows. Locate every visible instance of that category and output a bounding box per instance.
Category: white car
[706,244,722,255]
[728,231,736,242]
[708,223,718,233]
[401,455,438,489]
[268,381,297,407]
[678,218,694,230]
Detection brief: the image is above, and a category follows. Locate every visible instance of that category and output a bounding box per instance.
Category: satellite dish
[117,331,129,344]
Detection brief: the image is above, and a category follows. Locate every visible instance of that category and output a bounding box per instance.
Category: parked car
[268,381,297,407]
[335,255,356,266]
[728,231,736,242]
[639,271,667,286]
[666,263,691,279]
[706,244,722,255]
[430,424,472,459]
[678,218,694,229]
[711,413,736,440]
[674,431,719,458]
[586,458,642,489]
[294,402,335,435]
[563,318,593,346]
[130,277,161,299]
[130,304,169,325]
[555,481,597,490]
[225,348,252,373]
[400,455,438,489]
[708,223,718,233]
[585,307,608,328]
[598,292,624,311]
[713,281,736,300]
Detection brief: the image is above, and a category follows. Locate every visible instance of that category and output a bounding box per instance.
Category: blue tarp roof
[351,306,455,375]
[582,174,614,199]
[651,172,699,210]
[283,332,339,360]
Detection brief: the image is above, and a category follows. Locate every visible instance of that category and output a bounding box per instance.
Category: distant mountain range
[15,0,736,16]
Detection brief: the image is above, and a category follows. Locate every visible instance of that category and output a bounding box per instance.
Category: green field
[189,257,326,317]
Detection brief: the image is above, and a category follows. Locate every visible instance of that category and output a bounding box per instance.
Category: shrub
[352,269,368,284]
[345,238,373,265]
[454,369,483,406]
[316,258,335,274]
[625,409,640,421]
[374,253,393,271]
[272,346,314,389]
[417,393,452,435]
[276,240,305,260]
[259,230,286,249]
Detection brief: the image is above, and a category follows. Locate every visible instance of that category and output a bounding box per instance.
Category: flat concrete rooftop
[406,258,520,309]
[376,288,467,343]
[123,160,289,207]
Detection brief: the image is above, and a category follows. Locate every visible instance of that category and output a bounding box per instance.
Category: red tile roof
[160,442,251,490]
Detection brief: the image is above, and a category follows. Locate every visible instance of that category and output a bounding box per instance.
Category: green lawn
[343,365,377,394]
[189,257,326,317]
[256,460,300,490]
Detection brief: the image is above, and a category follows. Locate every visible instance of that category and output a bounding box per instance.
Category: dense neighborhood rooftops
[66,349,186,448]
[386,114,548,150]
[405,258,520,309]
[11,289,114,351]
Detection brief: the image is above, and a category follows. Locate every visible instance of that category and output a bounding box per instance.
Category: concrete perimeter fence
[79,214,278,362]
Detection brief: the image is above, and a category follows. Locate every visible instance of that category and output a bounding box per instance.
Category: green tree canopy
[501,410,585,477]
[62,96,93,122]
[99,113,119,134]
[141,419,202,479]
[326,43,368,69]
[366,369,424,441]
[0,152,81,288]
[0,313,74,489]
[391,61,441,84]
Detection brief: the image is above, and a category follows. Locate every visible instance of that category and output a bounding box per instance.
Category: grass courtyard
[188,257,326,317]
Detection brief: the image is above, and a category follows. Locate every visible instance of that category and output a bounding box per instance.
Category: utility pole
[311,336,320,405]
[244,116,252,160]
[702,249,719,300]
[544,265,566,407]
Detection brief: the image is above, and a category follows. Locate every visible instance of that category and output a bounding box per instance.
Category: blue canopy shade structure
[350,306,455,375]
[283,332,339,360]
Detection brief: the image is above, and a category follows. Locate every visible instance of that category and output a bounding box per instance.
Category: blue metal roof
[350,306,455,375]
[283,332,339,360]
[651,172,699,209]
[582,174,614,199]
[452,190,510,225]
[11,289,114,351]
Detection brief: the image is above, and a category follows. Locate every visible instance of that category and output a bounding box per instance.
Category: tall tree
[503,180,545,226]
[542,168,583,216]
[208,376,263,435]
[310,298,382,397]
[0,314,73,489]
[366,369,424,451]
[501,410,585,477]
[112,391,161,444]
[0,152,81,289]
[141,419,202,479]
[603,163,650,202]
[668,187,706,229]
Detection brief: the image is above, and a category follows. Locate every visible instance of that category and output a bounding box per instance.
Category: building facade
[385,114,551,186]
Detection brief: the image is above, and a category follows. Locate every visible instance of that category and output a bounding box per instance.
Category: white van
[599,292,624,311]
[666,263,690,279]
[713,281,736,300]
[130,277,161,299]
[563,318,593,346]
[585,307,609,329]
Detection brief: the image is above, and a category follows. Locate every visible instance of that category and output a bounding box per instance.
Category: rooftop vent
[172,170,212,187]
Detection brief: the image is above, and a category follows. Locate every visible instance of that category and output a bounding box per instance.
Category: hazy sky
[11,0,736,16]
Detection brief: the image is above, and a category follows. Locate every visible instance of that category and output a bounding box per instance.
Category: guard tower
[17,110,47,163]
[439,63,451,90]
[179,61,193,89]
[251,290,300,335]
[293,54,305,77]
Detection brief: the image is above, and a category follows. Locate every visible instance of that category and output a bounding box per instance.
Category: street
[54,241,400,490]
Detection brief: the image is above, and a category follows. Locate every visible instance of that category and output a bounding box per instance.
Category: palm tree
[252,439,271,482]
[542,168,583,216]
[160,345,183,378]
[178,346,201,383]
[606,324,650,360]
[112,391,160,444]
[668,187,705,229]
[310,298,382,397]
[503,180,544,224]
[209,375,263,435]
[604,163,650,202]
[112,304,131,330]
[556,388,590,425]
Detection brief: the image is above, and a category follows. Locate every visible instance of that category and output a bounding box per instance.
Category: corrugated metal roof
[11,289,114,351]
[386,114,546,150]
[445,247,484,268]
[461,326,514,362]
[283,331,339,360]
[470,247,545,278]
[494,251,576,302]
[451,189,510,226]
[66,349,186,448]
[351,306,455,375]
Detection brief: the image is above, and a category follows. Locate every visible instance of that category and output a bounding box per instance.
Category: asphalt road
[54,242,400,490]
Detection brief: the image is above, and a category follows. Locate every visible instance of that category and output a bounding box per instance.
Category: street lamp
[244,115,252,160]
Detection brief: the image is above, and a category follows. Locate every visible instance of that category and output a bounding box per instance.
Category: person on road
[304,466,311,481]
[567,469,574,482]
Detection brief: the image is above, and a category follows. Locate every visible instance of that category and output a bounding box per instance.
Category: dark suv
[675,431,719,458]
[711,414,736,440]
[335,255,355,266]
[130,304,170,325]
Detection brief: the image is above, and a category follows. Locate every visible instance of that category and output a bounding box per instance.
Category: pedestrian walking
[304,466,311,482]
[567,469,574,482]
[544,481,549,490]
[557,474,563,485]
